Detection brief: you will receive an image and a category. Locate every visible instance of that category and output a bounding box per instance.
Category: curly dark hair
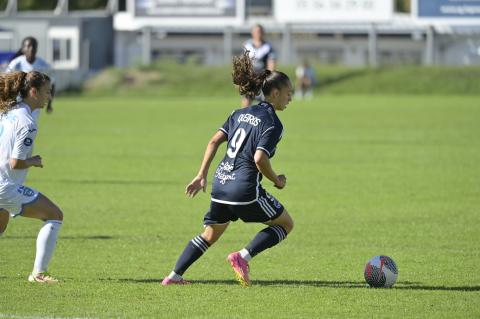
[0,71,50,114]
[232,51,290,99]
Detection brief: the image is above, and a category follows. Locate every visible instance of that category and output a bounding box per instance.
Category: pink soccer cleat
[161,277,191,286]
[227,252,250,287]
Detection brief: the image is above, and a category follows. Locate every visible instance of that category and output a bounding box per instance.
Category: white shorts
[0,184,40,217]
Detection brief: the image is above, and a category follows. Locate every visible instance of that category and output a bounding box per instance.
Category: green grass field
[1,94,479,318]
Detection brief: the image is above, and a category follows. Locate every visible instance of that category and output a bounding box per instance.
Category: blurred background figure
[241,24,276,107]
[295,60,317,100]
[6,36,55,115]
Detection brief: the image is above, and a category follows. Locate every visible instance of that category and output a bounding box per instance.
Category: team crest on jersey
[23,137,33,146]
[215,161,236,184]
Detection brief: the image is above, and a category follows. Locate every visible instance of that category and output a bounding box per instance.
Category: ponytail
[0,72,27,114]
[232,51,290,99]
[232,51,265,99]
[0,71,50,114]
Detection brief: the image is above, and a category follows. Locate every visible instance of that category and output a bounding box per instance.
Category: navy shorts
[204,189,284,225]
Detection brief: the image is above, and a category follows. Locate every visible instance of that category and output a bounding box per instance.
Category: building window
[246,0,273,16]
[52,38,72,62]
[48,27,79,69]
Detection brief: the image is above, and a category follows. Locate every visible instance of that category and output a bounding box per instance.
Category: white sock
[168,271,182,281]
[33,220,62,273]
[239,248,252,262]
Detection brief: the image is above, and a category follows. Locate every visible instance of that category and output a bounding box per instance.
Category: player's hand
[29,155,43,168]
[274,174,286,189]
[185,175,207,198]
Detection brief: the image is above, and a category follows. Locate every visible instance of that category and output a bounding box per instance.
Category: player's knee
[201,231,220,245]
[201,224,227,245]
[277,210,294,234]
[283,218,294,234]
[48,205,63,221]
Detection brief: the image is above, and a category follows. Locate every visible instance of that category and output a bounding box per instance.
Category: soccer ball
[364,255,398,288]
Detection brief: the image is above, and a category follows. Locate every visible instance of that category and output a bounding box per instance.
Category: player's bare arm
[185,131,227,197]
[254,149,286,189]
[10,155,43,169]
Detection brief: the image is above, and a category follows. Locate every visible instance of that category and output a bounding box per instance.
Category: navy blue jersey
[211,101,283,205]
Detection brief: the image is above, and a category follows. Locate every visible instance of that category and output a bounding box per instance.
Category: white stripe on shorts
[257,198,273,218]
[258,197,276,218]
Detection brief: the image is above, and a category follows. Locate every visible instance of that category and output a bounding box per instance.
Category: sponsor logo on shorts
[265,192,282,209]
[17,186,35,197]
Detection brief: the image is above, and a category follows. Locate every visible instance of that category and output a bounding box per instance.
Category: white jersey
[6,55,50,74]
[243,40,276,73]
[0,103,38,188]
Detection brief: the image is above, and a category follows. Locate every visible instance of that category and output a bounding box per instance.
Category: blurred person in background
[6,37,55,117]
[162,52,294,287]
[295,60,317,100]
[0,71,63,284]
[241,24,277,107]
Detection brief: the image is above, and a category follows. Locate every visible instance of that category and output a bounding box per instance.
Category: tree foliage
[0,0,110,11]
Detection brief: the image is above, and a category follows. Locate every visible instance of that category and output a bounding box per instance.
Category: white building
[0,0,115,89]
[1,0,480,81]
[114,0,480,67]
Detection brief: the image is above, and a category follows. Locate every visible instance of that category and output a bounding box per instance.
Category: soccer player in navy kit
[162,52,294,287]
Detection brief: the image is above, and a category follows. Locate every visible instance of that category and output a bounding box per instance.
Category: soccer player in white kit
[6,37,55,119]
[241,24,277,107]
[0,71,63,284]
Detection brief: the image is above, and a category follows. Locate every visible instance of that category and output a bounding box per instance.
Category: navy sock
[245,225,287,257]
[173,235,210,276]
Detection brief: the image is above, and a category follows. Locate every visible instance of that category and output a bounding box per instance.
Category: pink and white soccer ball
[364,255,398,288]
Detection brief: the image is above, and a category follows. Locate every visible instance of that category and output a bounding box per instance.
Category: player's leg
[0,209,9,235]
[228,191,293,286]
[264,209,294,233]
[242,209,293,260]
[162,201,234,285]
[162,223,230,285]
[21,193,63,284]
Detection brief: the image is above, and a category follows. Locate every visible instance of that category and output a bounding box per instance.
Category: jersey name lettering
[237,113,261,126]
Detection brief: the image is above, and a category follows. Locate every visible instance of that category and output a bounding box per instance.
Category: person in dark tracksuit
[162,51,294,287]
